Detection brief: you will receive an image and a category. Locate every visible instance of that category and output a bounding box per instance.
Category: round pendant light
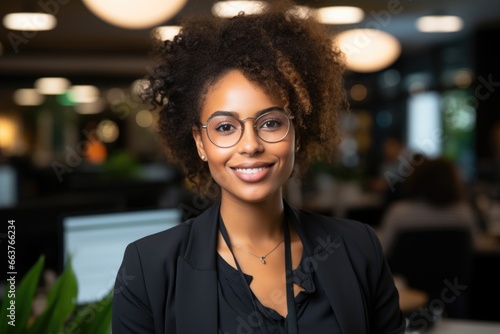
[335,29,401,73]
[82,0,188,29]
[212,1,267,18]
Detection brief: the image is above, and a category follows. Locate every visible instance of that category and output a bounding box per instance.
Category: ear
[295,132,300,152]
[192,126,207,159]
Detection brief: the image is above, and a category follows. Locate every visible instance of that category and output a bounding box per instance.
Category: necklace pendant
[260,257,266,264]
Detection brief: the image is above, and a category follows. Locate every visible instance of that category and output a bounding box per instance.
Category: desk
[475,233,500,254]
[399,288,428,314]
[422,319,500,333]
[394,276,429,314]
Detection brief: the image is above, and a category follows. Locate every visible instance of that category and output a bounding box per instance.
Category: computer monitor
[0,165,16,208]
[60,208,181,305]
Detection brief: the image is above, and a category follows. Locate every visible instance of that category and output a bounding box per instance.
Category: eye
[211,117,240,136]
[258,113,286,131]
[261,119,281,129]
[215,122,237,132]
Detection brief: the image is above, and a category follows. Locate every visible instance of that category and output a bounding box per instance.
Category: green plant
[0,256,112,334]
[103,150,140,179]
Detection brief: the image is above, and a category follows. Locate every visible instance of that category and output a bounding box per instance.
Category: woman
[112,2,405,333]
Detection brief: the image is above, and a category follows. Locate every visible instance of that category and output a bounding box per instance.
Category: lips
[231,163,273,182]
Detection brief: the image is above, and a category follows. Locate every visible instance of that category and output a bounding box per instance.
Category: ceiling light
[13,88,45,106]
[350,84,368,101]
[315,6,364,25]
[416,15,463,33]
[152,25,182,41]
[0,117,17,152]
[454,69,473,88]
[34,77,71,95]
[3,13,57,31]
[136,110,154,128]
[441,68,473,89]
[335,29,401,73]
[82,0,188,29]
[97,119,119,143]
[212,1,268,18]
[70,85,100,103]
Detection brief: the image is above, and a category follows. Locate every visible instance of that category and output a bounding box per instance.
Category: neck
[220,194,284,246]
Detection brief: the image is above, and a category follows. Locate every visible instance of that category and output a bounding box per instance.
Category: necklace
[231,239,284,264]
[218,212,298,333]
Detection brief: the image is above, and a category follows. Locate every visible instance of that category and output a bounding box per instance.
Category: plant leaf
[0,255,45,334]
[64,290,113,334]
[27,258,78,334]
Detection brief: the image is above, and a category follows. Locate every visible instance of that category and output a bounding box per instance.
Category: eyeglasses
[200,108,295,148]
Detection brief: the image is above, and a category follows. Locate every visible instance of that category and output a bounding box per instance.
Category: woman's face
[193,70,296,204]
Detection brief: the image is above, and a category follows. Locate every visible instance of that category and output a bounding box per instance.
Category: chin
[229,187,282,204]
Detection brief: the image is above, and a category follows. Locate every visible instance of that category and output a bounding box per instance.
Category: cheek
[286,148,296,171]
[205,149,232,184]
[286,131,297,165]
[280,142,296,173]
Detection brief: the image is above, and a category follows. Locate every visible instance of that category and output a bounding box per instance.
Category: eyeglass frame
[198,107,295,148]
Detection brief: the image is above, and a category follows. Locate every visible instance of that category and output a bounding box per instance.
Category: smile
[231,164,273,182]
[234,167,268,174]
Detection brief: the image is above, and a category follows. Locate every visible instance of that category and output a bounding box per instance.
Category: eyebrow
[206,106,285,123]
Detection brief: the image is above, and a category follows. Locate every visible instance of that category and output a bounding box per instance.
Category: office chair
[386,227,474,321]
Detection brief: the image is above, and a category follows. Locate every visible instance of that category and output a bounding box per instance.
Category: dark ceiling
[1,0,500,86]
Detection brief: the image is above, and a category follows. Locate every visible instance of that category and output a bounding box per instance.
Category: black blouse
[216,251,342,334]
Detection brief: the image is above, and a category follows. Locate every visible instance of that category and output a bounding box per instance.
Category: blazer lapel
[315,239,368,333]
[174,202,220,334]
[286,203,368,333]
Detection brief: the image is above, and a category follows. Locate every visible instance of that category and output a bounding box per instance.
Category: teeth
[235,167,266,174]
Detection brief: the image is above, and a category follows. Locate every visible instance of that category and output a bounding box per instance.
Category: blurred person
[377,157,483,321]
[377,157,482,255]
[112,1,405,333]
[367,134,412,210]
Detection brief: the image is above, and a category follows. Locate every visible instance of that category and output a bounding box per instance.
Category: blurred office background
[1,0,500,329]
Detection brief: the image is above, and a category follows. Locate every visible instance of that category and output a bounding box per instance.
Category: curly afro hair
[143,0,348,197]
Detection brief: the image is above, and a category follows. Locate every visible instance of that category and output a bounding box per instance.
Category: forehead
[200,70,280,120]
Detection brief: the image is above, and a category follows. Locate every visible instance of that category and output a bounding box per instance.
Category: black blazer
[112,201,406,333]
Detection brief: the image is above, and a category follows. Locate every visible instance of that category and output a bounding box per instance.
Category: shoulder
[123,201,220,272]
[117,219,195,295]
[130,219,193,259]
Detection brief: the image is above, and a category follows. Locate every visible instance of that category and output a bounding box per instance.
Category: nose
[237,119,264,156]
